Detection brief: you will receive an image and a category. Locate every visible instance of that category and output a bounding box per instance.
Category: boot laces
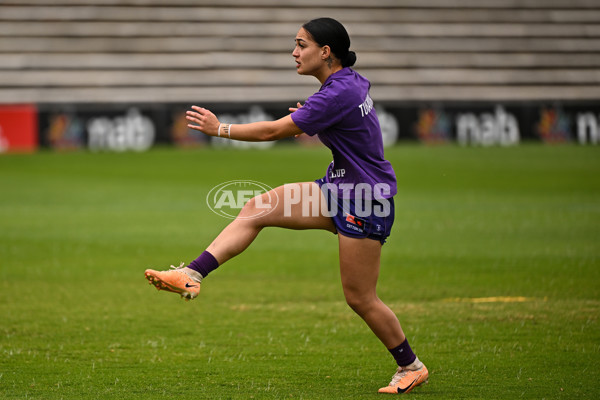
[169,262,186,270]
[170,262,202,283]
[389,367,408,386]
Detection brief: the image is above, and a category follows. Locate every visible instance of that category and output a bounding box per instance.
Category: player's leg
[145,182,335,299]
[338,234,405,347]
[337,234,428,394]
[206,181,335,265]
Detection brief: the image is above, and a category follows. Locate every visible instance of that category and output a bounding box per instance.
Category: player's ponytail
[302,18,357,68]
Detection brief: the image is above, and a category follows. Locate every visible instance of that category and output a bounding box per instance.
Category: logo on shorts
[206,180,278,220]
[345,214,363,227]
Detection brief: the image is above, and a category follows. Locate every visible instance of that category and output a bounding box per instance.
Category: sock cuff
[388,338,417,367]
[187,250,220,278]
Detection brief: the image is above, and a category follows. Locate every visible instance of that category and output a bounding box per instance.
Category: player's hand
[186,106,220,136]
[288,102,304,137]
[288,102,303,113]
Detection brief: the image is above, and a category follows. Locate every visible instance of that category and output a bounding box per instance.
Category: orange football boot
[144,263,201,301]
[378,358,428,394]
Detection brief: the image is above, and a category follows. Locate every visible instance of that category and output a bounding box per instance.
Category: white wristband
[217,123,222,137]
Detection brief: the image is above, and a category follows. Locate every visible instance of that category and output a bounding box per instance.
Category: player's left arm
[186,105,303,142]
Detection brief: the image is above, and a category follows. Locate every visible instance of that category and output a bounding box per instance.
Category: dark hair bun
[343,50,357,67]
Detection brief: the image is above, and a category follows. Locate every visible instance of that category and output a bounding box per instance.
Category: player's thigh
[338,234,382,296]
[253,182,336,232]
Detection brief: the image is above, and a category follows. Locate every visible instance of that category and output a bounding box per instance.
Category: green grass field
[1,144,599,399]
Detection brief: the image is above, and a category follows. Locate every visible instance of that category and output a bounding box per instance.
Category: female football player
[145,17,428,394]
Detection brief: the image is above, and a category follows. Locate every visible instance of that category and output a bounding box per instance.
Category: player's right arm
[186,105,303,142]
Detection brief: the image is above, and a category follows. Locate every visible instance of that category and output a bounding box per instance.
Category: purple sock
[389,338,417,367]
[186,251,219,278]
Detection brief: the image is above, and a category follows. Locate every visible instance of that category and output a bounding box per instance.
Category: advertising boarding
[3,101,598,153]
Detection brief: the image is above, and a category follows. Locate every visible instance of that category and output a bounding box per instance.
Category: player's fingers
[187,124,202,131]
[186,110,202,118]
[185,113,202,125]
[191,105,207,115]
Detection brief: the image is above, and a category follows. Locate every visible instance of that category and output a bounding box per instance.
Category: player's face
[293,28,326,77]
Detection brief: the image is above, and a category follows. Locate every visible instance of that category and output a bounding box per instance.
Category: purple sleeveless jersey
[291,68,397,200]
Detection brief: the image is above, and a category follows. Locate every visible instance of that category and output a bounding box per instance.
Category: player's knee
[237,193,271,224]
[343,289,376,315]
[241,195,257,212]
[345,296,362,314]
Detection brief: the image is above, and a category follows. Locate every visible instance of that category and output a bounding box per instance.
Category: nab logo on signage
[456,106,520,147]
[87,108,155,152]
[577,113,600,145]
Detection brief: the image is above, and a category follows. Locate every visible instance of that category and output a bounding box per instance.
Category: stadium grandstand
[1,0,599,104]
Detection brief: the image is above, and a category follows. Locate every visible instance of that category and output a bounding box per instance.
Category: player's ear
[321,45,332,60]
